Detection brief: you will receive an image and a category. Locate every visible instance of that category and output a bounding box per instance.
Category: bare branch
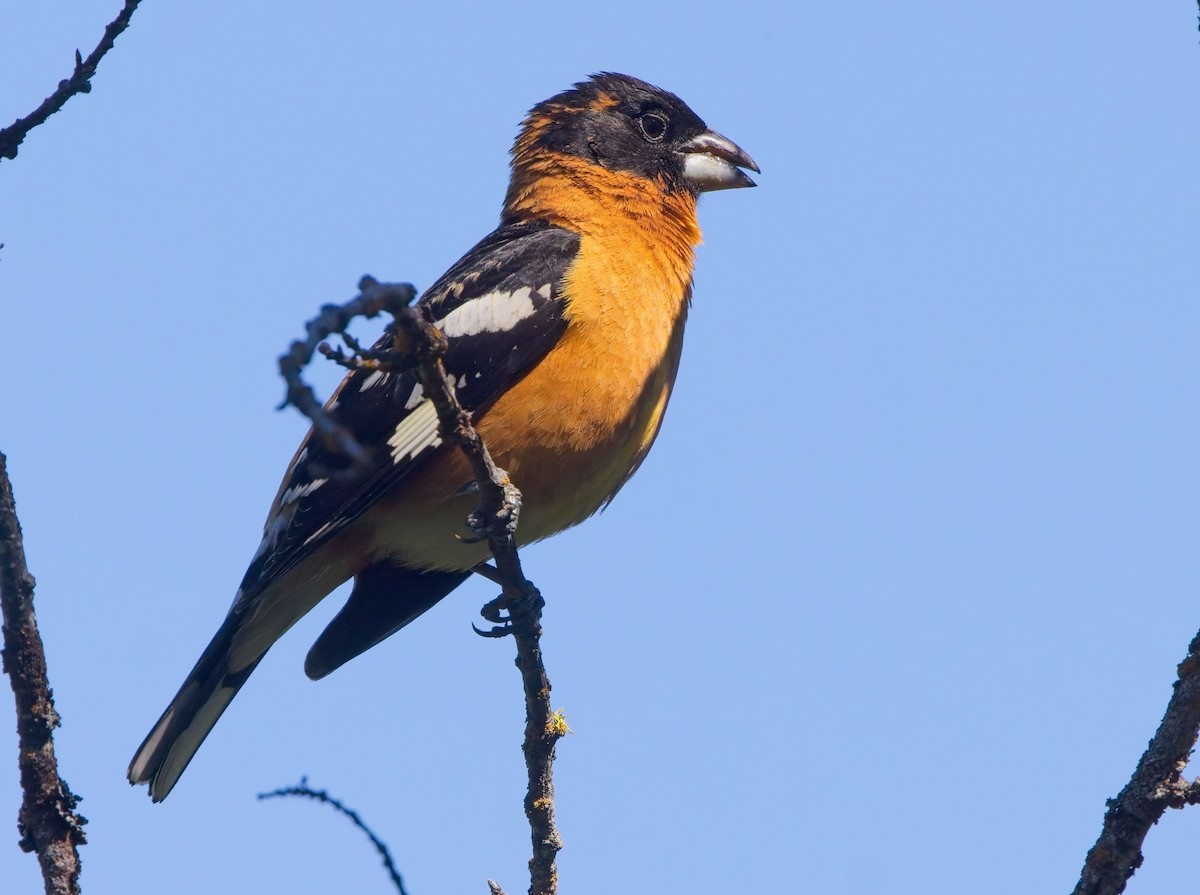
[259,778,410,895]
[276,280,416,482]
[1073,628,1200,895]
[280,278,567,895]
[0,0,144,162]
[0,451,87,895]
[362,277,565,895]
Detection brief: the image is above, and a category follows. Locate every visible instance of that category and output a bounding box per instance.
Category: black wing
[237,221,581,602]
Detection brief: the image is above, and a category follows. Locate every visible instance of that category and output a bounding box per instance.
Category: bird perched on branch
[129,72,758,801]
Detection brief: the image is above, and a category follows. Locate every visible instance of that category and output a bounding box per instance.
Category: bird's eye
[638,111,669,143]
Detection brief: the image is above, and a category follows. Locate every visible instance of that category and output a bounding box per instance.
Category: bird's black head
[512,72,758,194]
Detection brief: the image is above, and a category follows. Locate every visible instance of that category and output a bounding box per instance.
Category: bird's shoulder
[238,221,581,601]
[424,219,580,318]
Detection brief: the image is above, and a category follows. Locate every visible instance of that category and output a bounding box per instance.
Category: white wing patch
[437,286,539,337]
[402,383,424,410]
[386,400,442,464]
[298,400,448,551]
[253,511,294,560]
[280,478,327,506]
[359,370,390,392]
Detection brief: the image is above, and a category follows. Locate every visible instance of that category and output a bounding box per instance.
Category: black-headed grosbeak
[129,72,757,801]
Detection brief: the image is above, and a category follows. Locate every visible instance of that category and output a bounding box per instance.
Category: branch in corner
[0,451,87,895]
[1072,629,1200,895]
[0,0,144,162]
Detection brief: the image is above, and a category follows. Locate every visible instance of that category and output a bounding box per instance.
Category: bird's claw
[472,621,513,638]
[459,479,522,545]
[473,584,544,638]
[480,593,510,624]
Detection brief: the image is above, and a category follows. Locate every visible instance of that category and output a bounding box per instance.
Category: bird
[128,72,758,801]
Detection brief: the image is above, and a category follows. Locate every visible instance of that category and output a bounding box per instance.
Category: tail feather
[128,616,263,802]
[304,563,469,680]
[130,563,469,798]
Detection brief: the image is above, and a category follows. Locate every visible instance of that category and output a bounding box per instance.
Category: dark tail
[131,563,469,799]
[127,615,263,802]
[304,562,470,680]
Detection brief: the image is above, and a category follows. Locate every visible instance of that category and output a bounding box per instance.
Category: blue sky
[2,2,1198,893]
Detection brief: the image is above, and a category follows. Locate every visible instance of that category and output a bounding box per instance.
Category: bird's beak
[679,129,760,192]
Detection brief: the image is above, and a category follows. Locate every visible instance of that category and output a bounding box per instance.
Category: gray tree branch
[0,451,87,895]
[0,0,144,162]
[1072,629,1200,894]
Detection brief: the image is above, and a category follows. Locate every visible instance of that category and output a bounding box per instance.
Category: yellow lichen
[547,710,572,738]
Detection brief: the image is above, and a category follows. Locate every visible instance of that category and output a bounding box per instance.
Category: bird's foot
[473,582,544,638]
[458,476,522,545]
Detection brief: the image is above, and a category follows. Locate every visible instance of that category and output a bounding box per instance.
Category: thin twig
[276,280,416,482]
[0,451,87,895]
[1072,628,1200,895]
[259,778,409,895]
[281,278,566,895]
[373,277,565,895]
[0,0,144,162]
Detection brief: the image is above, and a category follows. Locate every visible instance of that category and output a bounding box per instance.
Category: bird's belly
[367,339,676,573]
[368,231,691,573]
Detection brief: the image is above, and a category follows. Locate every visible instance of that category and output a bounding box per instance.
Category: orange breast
[369,154,702,571]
